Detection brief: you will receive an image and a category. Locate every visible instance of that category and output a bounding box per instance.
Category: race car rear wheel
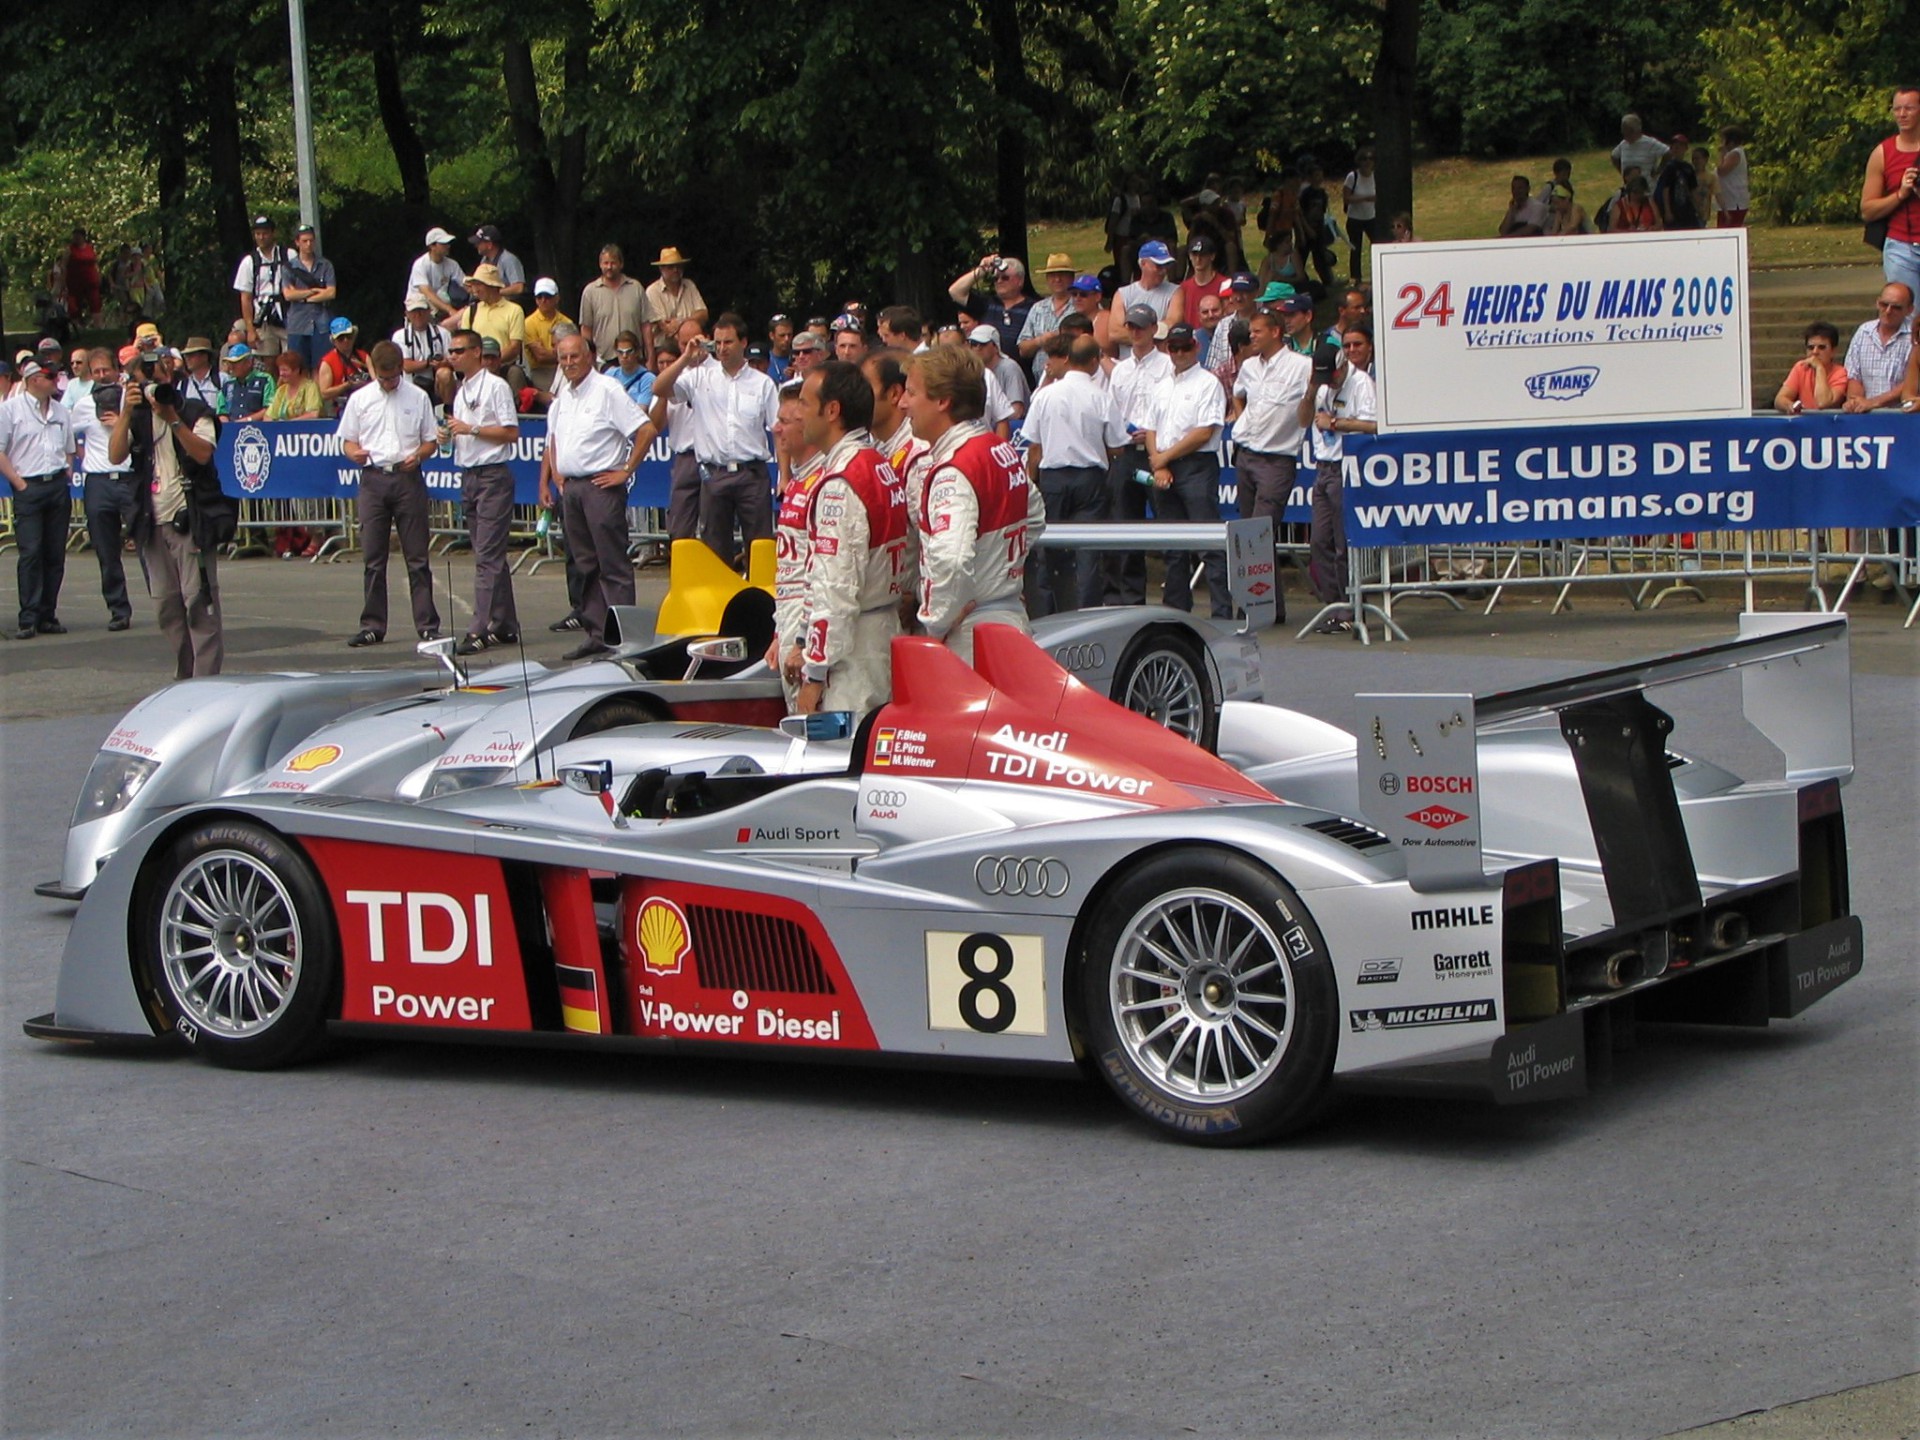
[1080,849,1335,1144]
[571,694,663,739]
[1112,630,1218,751]
[138,819,335,1069]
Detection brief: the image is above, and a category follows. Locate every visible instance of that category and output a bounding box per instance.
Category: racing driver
[902,346,1046,662]
[769,380,827,709]
[793,360,910,714]
[863,349,930,628]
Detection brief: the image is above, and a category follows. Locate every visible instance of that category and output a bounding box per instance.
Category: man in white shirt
[1144,325,1230,618]
[1101,303,1174,604]
[336,342,442,646]
[405,228,467,324]
[1229,310,1313,624]
[541,333,654,659]
[1296,338,1379,634]
[1610,114,1669,184]
[72,349,140,630]
[393,297,455,404]
[232,215,297,356]
[654,312,779,566]
[446,328,524,653]
[1022,335,1124,613]
[966,325,1030,423]
[0,359,79,638]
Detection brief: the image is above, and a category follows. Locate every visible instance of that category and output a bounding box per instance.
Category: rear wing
[1357,614,1852,894]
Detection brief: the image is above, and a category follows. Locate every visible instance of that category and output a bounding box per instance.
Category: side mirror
[559,759,627,827]
[684,635,748,681]
[416,634,467,688]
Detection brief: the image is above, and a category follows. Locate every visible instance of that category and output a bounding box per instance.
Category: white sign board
[1370,229,1751,433]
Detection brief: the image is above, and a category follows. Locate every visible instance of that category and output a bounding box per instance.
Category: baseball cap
[0,359,11,376]
[479,336,501,357]
[18,360,46,380]
[424,226,455,246]
[329,317,358,337]
[37,335,62,352]
[966,324,999,345]
[1123,303,1158,330]
[791,332,825,353]
[831,313,864,333]
[134,323,162,345]
[1069,274,1102,294]
[1230,273,1257,294]
[1277,293,1314,315]
[1165,324,1198,349]
[747,344,767,361]
[533,277,559,298]
[117,344,140,366]
[1188,235,1217,254]
[406,294,431,312]
[224,342,253,361]
[1257,281,1296,304]
[1137,240,1173,266]
[251,214,275,229]
[471,224,502,245]
[295,223,315,236]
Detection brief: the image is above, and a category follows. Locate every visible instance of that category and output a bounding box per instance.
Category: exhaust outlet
[1707,911,1749,953]
[1573,949,1647,992]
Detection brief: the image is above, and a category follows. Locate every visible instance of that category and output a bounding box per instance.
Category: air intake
[1303,817,1391,851]
[688,906,833,994]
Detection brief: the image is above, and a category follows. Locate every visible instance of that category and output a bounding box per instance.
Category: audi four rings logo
[974,856,1071,898]
[864,789,907,807]
[1050,643,1106,672]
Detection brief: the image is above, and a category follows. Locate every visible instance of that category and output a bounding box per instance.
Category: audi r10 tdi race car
[26,615,1862,1144]
[39,538,1263,902]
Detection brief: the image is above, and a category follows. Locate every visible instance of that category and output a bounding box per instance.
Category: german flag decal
[557,964,601,1034]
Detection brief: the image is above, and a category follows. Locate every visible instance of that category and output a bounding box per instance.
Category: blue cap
[1068,274,1101,294]
[1137,240,1173,266]
[329,317,357,338]
[224,342,253,361]
[1229,272,1257,293]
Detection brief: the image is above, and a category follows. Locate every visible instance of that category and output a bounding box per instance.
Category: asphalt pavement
[1,553,1914,1438]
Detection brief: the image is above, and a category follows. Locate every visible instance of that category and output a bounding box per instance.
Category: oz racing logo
[233,424,272,494]
[974,855,1070,898]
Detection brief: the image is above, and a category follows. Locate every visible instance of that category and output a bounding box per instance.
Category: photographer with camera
[232,215,296,357]
[947,253,1034,358]
[105,358,226,674]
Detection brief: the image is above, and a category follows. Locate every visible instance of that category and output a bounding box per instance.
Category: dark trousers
[698,460,773,565]
[667,450,701,541]
[84,472,139,622]
[1157,453,1230,618]
[1031,464,1109,615]
[13,473,70,630]
[1234,450,1296,622]
[561,476,635,643]
[357,465,438,637]
[1309,459,1348,606]
[1101,444,1153,606]
[462,463,518,636]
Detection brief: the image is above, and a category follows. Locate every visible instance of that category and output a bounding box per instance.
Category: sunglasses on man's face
[448,345,475,355]
[615,347,638,356]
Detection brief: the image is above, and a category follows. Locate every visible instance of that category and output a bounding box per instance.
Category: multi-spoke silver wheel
[1081,851,1335,1144]
[142,821,334,1067]
[159,849,303,1038]
[1110,886,1293,1102]
[1120,649,1206,741]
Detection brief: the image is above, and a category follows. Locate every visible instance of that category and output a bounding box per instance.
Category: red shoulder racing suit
[917,422,1046,663]
[773,449,827,709]
[802,430,910,713]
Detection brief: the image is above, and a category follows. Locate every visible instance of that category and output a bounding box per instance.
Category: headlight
[72,753,160,824]
[422,766,508,799]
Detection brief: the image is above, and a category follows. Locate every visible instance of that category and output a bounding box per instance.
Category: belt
[22,470,65,483]
[700,458,766,473]
[1235,447,1292,458]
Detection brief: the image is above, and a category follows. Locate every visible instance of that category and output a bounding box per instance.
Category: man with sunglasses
[1841,283,1914,413]
[446,329,522,653]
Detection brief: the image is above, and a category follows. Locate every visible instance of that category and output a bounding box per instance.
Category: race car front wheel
[138,819,336,1069]
[1080,849,1335,1144]
[1112,630,1218,751]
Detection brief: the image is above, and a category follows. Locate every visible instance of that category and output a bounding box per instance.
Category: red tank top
[1883,137,1920,244]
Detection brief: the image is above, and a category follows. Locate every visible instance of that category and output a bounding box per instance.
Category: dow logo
[1407,805,1467,830]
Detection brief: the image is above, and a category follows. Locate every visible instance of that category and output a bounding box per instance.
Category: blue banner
[208,418,678,509]
[1338,415,1920,544]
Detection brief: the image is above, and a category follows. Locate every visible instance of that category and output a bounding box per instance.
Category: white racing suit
[772,449,827,710]
[802,430,910,714]
[882,418,932,620]
[917,421,1047,664]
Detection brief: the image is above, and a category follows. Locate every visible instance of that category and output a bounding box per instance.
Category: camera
[136,353,161,375]
[151,382,182,409]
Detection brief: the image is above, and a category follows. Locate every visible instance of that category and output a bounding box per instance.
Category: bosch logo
[1378,772,1402,795]
[1406,774,1473,794]
[974,856,1071,898]
[864,789,907,808]
[1050,643,1107,673]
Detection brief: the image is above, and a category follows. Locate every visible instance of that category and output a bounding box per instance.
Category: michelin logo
[1524,366,1599,402]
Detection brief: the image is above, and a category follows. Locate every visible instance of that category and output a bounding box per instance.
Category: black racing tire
[570,694,664,739]
[1110,628,1219,752]
[1078,848,1337,1145]
[136,819,336,1069]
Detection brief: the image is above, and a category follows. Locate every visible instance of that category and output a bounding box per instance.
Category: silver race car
[40,538,1262,900]
[26,617,1862,1144]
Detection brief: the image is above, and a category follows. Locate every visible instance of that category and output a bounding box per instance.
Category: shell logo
[634,897,692,977]
[285,744,344,773]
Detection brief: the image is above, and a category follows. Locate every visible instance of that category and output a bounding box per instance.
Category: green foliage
[1110,0,1374,182]
[1419,0,1718,157]
[1698,0,1920,224]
